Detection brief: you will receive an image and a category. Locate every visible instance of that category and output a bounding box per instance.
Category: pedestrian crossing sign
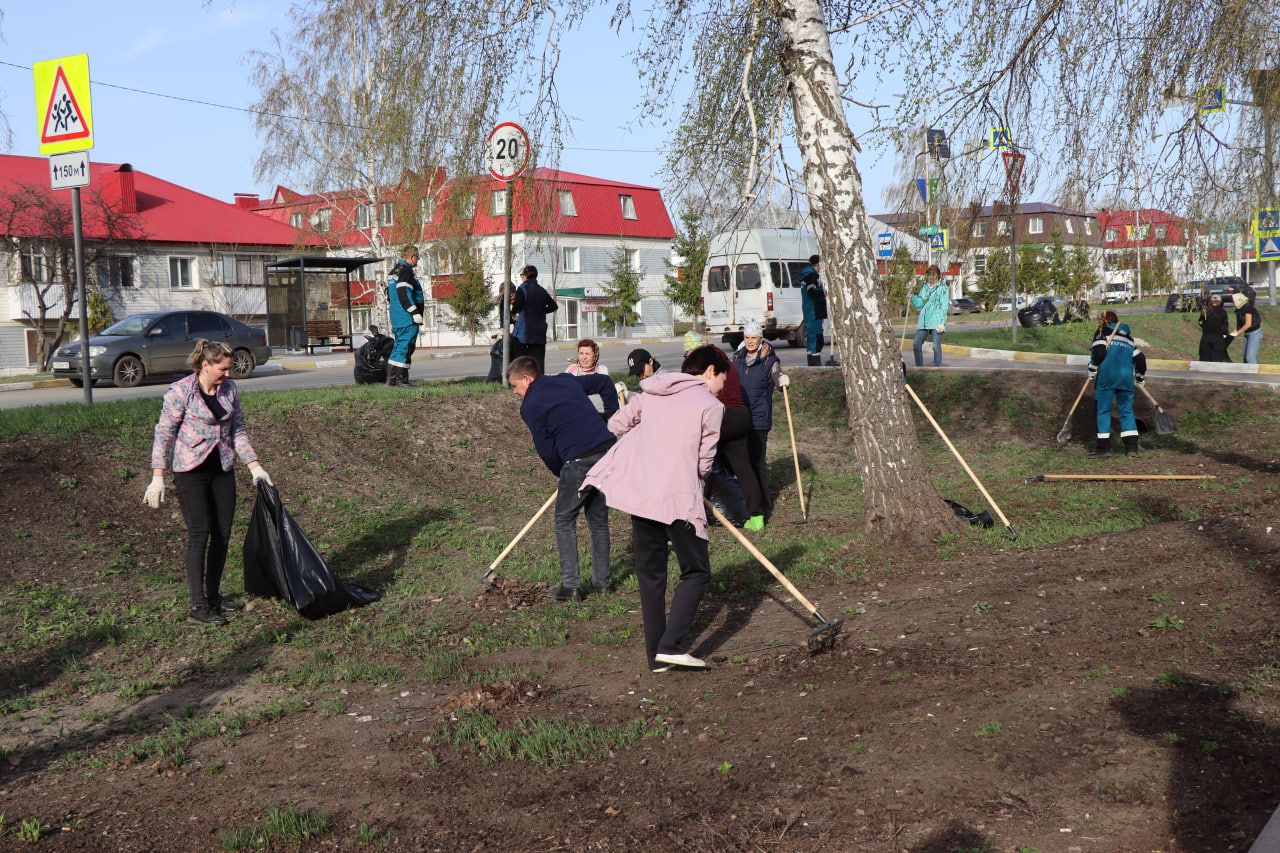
[33,54,93,155]
[928,230,948,252]
[989,128,1012,151]
[1260,236,1280,262]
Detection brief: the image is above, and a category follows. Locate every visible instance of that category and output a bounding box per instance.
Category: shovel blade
[1055,425,1072,445]
[1153,408,1176,435]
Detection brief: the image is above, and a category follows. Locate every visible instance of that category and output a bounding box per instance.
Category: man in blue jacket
[385,247,423,388]
[508,356,620,601]
[1087,312,1147,457]
[798,255,828,366]
[511,265,558,372]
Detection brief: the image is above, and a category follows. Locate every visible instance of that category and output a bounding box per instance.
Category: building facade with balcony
[0,155,306,373]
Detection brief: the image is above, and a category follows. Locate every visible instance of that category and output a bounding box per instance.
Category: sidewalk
[901,339,1280,377]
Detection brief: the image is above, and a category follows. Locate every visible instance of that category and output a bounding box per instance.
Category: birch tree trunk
[778,0,958,543]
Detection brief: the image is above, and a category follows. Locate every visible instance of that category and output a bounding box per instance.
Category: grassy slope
[944,304,1280,362]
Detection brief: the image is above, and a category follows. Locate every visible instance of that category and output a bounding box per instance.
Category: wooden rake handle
[781,384,807,520]
[705,501,825,621]
[903,382,1015,535]
[1136,383,1162,411]
[485,491,557,576]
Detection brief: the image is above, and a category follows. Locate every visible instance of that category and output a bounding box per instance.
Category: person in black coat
[511,265,558,372]
[1197,294,1231,362]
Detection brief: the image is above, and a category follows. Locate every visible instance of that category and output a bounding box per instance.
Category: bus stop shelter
[265,256,383,351]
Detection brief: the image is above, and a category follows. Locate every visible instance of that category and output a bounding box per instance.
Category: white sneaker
[650,664,672,673]
[654,652,707,669]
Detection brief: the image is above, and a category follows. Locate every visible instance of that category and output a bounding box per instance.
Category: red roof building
[0,154,311,371]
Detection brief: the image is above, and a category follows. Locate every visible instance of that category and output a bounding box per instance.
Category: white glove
[937,323,946,333]
[250,464,273,487]
[143,475,165,509]
[778,374,791,388]
[412,313,425,326]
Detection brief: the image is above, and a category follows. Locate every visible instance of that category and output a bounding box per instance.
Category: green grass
[974,721,1004,737]
[445,712,660,768]
[219,805,332,850]
[0,372,54,384]
[945,305,1280,362]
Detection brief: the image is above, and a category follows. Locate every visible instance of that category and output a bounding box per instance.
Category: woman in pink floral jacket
[146,340,272,625]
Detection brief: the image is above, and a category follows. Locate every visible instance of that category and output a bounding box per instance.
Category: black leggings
[173,453,236,609]
[720,406,765,517]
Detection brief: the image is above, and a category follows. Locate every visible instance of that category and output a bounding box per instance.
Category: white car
[994,296,1028,312]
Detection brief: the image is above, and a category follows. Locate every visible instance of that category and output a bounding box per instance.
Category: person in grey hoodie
[584,345,726,672]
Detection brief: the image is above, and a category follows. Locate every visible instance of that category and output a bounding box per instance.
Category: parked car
[50,310,270,388]
[950,297,981,315]
[994,295,1027,312]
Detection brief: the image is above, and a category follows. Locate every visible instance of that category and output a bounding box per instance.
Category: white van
[701,228,818,347]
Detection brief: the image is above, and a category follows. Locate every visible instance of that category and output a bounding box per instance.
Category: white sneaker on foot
[654,652,707,669]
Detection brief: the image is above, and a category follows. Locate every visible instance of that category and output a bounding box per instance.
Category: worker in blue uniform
[798,255,828,366]
[1088,311,1147,457]
[385,246,423,388]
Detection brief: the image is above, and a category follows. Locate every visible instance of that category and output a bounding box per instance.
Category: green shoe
[744,515,765,532]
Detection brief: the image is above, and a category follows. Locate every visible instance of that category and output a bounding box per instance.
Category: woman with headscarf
[1197,294,1231,362]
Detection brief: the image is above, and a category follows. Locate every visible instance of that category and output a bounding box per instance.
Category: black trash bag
[353,328,393,385]
[243,482,379,619]
[705,462,748,527]
[485,337,503,383]
[945,498,994,529]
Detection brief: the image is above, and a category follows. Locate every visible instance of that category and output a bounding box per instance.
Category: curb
[0,378,72,391]
[899,340,1273,376]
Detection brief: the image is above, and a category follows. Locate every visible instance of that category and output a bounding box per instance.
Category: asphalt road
[2,334,1275,411]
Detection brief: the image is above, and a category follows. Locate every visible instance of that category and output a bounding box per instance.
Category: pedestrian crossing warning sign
[33,54,93,155]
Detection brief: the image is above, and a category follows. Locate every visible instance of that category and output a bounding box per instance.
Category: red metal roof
[0,154,309,247]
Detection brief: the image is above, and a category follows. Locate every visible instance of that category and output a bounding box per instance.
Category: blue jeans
[1243,329,1264,364]
[388,323,417,368]
[1095,387,1137,439]
[913,328,942,366]
[554,449,611,590]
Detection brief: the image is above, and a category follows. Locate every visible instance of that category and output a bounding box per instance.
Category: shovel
[1137,384,1176,434]
[1055,377,1092,445]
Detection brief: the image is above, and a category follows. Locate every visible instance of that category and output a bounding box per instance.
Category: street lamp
[1002,149,1026,343]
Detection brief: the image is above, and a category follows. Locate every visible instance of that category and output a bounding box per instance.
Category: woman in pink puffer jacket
[583,345,725,672]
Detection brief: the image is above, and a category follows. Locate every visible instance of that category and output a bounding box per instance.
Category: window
[434,248,451,275]
[20,247,50,282]
[769,262,789,288]
[420,197,435,223]
[356,204,370,229]
[735,263,761,290]
[1154,224,1168,241]
[623,248,639,271]
[974,253,987,273]
[315,208,332,232]
[379,202,394,227]
[561,246,580,273]
[707,265,730,293]
[558,190,576,217]
[460,194,476,219]
[1028,216,1044,235]
[1084,220,1093,236]
[1064,219,1074,235]
[290,212,304,228]
[169,257,195,289]
[97,256,134,289]
[188,312,229,335]
[996,220,1009,236]
[973,221,987,238]
[1104,228,1118,243]
[619,194,637,220]
[787,261,809,288]
[492,189,508,216]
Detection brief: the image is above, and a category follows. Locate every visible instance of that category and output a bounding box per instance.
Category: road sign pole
[502,193,514,387]
[71,186,91,405]
[1265,104,1277,305]
[1010,197,1018,345]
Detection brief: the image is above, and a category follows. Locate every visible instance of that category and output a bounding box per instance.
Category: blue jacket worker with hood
[732,318,785,519]
[511,265,558,372]
[1087,313,1147,457]
[798,255,828,365]
[385,248,424,387]
[510,356,619,601]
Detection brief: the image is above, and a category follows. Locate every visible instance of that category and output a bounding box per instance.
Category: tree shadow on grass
[1114,675,1280,851]
[326,505,454,591]
[0,623,126,707]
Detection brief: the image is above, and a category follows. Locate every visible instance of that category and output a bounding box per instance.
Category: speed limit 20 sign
[486,122,530,182]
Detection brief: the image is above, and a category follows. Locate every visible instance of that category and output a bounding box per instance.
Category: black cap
[627,348,656,376]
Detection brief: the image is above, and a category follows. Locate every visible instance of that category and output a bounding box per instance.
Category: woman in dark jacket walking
[1197,294,1231,362]
[732,319,787,520]
[146,340,271,625]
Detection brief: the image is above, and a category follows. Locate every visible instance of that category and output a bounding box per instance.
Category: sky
[0,0,904,218]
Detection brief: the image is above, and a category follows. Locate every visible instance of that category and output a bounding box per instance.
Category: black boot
[384,365,400,387]
[187,606,228,626]
[1123,436,1140,456]
[1087,438,1112,458]
[806,354,821,367]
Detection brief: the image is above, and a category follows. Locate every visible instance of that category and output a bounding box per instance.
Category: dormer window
[620,194,637,220]
[558,190,577,217]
